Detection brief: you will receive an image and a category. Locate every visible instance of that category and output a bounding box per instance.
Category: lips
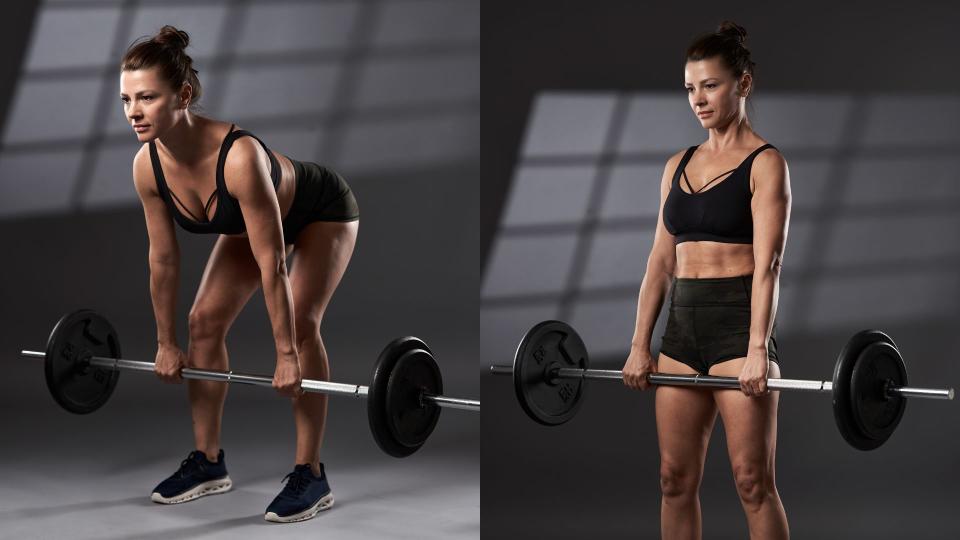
[134,124,150,132]
[697,111,713,117]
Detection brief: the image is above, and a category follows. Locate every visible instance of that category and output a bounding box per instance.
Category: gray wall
[0,2,480,532]
[482,1,960,539]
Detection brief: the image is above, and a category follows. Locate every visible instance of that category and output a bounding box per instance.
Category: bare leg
[657,354,718,540]
[186,235,263,461]
[710,358,789,539]
[288,220,358,475]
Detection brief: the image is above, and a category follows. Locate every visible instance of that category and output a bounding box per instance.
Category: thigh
[288,220,359,324]
[656,353,719,468]
[190,234,264,327]
[709,359,781,465]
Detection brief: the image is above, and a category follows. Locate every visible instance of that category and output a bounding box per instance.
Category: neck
[704,111,754,152]
[155,112,208,165]
[701,97,756,152]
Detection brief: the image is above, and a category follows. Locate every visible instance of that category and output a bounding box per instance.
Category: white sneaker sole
[264,492,335,523]
[150,476,233,504]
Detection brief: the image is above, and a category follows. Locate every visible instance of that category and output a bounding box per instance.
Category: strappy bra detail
[149,124,281,235]
[662,143,777,245]
[682,167,737,194]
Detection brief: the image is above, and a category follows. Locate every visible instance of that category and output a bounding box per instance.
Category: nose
[691,89,706,106]
[126,103,141,122]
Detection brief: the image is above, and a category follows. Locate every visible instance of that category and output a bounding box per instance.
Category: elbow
[757,252,784,276]
[257,253,288,279]
[646,257,676,281]
[148,250,179,268]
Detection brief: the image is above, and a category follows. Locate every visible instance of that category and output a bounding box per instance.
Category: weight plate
[512,320,588,426]
[849,340,907,444]
[832,330,898,451]
[386,348,442,449]
[44,310,121,414]
[368,336,433,458]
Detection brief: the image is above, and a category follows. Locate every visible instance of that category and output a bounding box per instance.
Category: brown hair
[685,21,756,88]
[120,25,202,108]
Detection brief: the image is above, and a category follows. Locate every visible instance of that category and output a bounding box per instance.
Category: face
[684,57,751,129]
[119,68,191,142]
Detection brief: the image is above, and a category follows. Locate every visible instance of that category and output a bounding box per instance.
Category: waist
[670,274,753,307]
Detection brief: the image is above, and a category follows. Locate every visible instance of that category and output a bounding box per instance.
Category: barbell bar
[21,310,479,458]
[20,350,480,410]
[488,365,953,400]
[490,320,954,451]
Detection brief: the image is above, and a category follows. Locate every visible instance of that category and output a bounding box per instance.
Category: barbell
[490,320,953,451]
[20,310,479,458]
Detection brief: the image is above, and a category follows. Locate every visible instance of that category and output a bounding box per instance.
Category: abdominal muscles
[674,241,754,278]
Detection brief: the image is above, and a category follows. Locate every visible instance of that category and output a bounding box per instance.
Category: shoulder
[751,145,790,196]
[132,143,156,194]
[666,147,691,170]
[753,145,787,176]
[222,135,273,198]
[132,142,150,171]
[223,135,269,174]
[659,148,689,189]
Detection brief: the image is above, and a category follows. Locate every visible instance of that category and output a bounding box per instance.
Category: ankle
[300,462,321,477]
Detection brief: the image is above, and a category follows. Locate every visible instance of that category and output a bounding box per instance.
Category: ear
[739,72,753,98]
[178,83,193,109]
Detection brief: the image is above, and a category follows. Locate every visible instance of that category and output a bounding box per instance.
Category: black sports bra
[662,143,777,245]
[149,124,281,235]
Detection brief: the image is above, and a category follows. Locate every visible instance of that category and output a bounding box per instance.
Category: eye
[143,95,154,101]
[706,83,717,89]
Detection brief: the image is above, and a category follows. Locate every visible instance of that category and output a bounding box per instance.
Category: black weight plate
[513,320,588,426]
[849,341,907,444]
[44,310,121,414]
[832,330,897,451]
[368,336,432,458]
[386,348,442,449]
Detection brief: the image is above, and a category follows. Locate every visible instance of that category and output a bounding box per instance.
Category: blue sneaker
[264,463,335,523]
[150,449,232,504]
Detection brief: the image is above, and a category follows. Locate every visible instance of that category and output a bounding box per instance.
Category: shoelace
[176,453,207,479]
[279,470,311,498]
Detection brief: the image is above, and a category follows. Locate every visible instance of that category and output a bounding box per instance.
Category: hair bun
[716,21,748,45]
[154,25,190,51]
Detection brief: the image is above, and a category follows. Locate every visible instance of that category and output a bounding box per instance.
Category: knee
[732,462,774,509]
[294,312,323,349]
[659,461,700,500]
[188,306,228,343]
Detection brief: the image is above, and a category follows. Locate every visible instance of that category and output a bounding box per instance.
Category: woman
[120,26,359,523]
[622,22,791,539]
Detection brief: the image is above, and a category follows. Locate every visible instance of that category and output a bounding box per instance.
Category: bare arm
[224,139,296,358]
[630,153,681,351]
[749,150,791,354]
[738,149,791,395]
[623,152,681,389]
[132,145,181,347]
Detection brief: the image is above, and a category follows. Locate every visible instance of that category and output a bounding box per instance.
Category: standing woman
[622,22,791,539]
[120,26,359,523]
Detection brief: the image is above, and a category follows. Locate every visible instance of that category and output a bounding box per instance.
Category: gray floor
[0,175,481,539]
[1,337,479,540]
[482,321,960,539]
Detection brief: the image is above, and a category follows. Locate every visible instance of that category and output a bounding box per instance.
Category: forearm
[149,260,180,346]
[749,265,781,351]
[260,264,297,356]
[631,265,673,350]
